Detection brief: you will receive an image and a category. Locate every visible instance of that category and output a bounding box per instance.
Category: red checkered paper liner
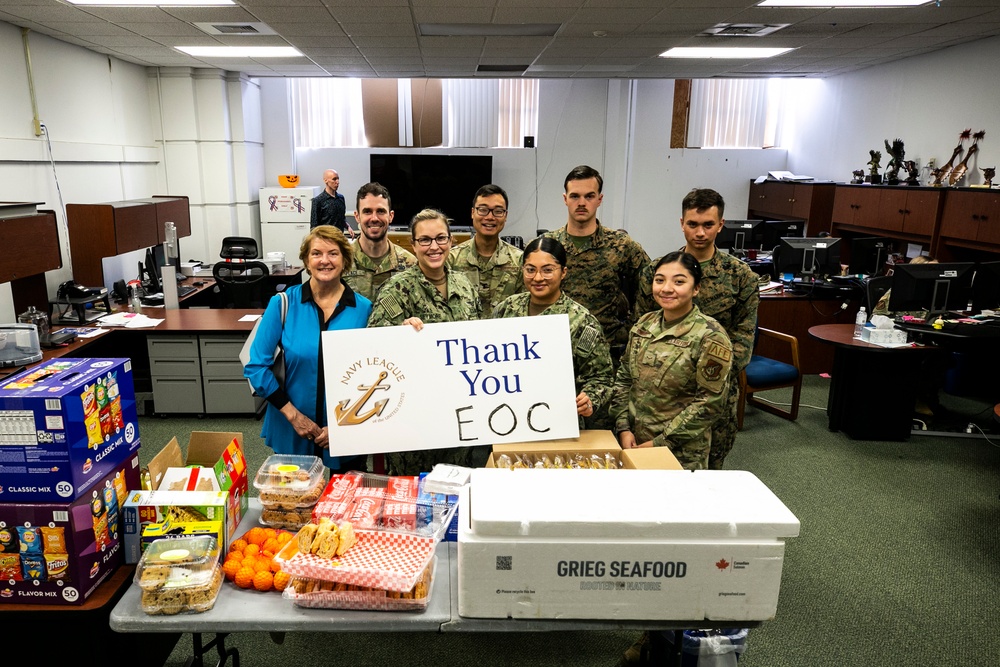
[275,530,435,592]
[283,558,435,612]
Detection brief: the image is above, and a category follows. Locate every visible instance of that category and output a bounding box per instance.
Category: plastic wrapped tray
[255,454,326,509]
[275,526,436,593]
[283,557,435,611]
[140,565,223,615]
[135,536,223,615]
[312,471,458,542]
[259,506,314,531]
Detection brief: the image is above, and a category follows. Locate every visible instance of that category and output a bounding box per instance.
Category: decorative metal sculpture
[866,150,882,184]
[932,128,971,186]
[884,138,905,184]
[982,166,996,188]
[851,169,864,184]
[902,160,920,186]
[949,130,985,186]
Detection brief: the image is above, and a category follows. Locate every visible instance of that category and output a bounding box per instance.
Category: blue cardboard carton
[0,358,141,503]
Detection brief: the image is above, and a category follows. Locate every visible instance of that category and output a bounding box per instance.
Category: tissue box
[861,326,908,345]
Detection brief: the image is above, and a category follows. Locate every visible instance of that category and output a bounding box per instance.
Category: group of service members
[245,165,759,479]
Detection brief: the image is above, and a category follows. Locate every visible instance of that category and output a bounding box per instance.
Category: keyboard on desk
[177,284,197,298]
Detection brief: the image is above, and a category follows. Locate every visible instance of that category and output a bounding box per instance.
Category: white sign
[321,315,579,456]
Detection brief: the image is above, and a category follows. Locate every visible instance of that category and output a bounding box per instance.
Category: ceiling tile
[266,21,346,37]
[341,22,415,36]
[242,7,334,23]
[413,7,496,22]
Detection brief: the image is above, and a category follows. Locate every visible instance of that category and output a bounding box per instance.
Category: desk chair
[737,327,802,429]
[220,236,259,260]
[213,261,270,308]
[866,275,893,313]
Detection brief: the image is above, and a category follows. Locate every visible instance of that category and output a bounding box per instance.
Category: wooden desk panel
[759,293,858,375]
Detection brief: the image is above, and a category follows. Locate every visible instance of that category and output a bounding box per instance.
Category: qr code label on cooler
[496,555,512,571]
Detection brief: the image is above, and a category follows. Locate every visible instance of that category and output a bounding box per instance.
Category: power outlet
[967,423,976,434]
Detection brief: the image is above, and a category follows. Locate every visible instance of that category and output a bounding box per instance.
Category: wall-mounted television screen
[370,154,493,229]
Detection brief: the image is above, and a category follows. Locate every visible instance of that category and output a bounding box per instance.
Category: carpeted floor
[134,375,1000,666]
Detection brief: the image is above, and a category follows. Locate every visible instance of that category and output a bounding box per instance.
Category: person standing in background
[343,182,416,301]
[311,169,355,239]
[675,188,758,470]
[449,184,523,317]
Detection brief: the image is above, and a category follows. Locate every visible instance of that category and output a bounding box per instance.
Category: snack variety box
[145,432,248,548]
[0,452,140,605]
[122,490,228,564]
[458,468,801,622]
[0,358,141,503]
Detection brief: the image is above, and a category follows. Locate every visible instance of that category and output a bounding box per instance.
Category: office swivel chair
[213,236,270,308]
[737,327,802,429]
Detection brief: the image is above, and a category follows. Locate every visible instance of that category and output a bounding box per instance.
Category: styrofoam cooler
[457,469,800,621]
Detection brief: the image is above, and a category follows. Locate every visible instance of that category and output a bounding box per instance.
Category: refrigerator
[259,186,321,268]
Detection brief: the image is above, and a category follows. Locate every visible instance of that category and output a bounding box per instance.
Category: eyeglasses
[414,234,451,247]
[474,205,507,218]
[523,265,560,278]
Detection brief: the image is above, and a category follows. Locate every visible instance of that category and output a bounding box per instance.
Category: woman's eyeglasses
[523,265,560,278]
[414,234,451,247]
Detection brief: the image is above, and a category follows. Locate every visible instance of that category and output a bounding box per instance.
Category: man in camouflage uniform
[544,166,653,364]
[369,210,483,475]
[677,188,758,469]
[493,291,613,428]
[449,184,523,317]
[342,182,416,301]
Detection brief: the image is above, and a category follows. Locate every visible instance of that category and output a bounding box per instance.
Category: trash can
[651,628,749,667]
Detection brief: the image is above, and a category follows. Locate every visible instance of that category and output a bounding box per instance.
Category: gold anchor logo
[335,371,391,425]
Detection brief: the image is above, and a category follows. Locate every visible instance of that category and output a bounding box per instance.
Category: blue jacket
[244,281,372,469]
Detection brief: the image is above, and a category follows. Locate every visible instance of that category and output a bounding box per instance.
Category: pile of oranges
[222,525,294,592]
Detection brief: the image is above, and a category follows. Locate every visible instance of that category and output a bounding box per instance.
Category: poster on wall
[321,315,579,456]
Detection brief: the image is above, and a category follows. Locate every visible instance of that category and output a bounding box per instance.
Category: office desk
[111,502,761,667]
[809,324,932,441]
[760,292,859,374]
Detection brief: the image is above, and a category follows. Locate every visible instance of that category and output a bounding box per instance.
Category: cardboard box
[458,468,800,622]
[0,453,140,605]
[0,358,141,503]
[122,489,228,564]
[487,430,684,471]
[146,432,248,548]
[141,518,224,553]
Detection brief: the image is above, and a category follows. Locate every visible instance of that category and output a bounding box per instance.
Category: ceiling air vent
[194,22,277,36]
[700,24,790,37]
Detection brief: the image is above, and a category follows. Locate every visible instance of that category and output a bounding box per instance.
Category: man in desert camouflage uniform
[493,290,613,428]
[369,209,483,475]
[677,188,758,469]
[449,184,523,317]
[343,182,416,301]
[609,304,733,469]
[544,165,653,362]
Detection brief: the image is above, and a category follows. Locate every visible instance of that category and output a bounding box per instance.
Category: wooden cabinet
[831,186,881,229]
[0,208,63,315]
[67,196,190,287]
[748,181,835,236]
[873,188,940,237]
[938,190,1000,244]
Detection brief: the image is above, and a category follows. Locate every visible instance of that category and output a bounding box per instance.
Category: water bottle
[854,306,867,339]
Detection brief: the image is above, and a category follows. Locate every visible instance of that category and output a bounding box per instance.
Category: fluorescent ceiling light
[420,23,560,37]
[177,46,302,57]
[67,0,234,5]
[660,47,794,59]
[758,0,931,6]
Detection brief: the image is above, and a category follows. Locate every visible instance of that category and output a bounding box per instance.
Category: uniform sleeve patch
[703,340,732,363]
[381,291,403,320]
[700,359,725,384]
[578,325,601,355]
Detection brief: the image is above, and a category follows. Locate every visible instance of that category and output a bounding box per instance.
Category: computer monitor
[141,247,162,294]
[715,220,764,252]
[759,219,805,253]
[888,262,975,315]
[972,261,1000,312]
[775,237,842,279]
[848,236,893,276]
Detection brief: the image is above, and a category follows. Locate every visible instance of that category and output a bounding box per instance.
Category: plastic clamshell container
[283,556,435,611]
[255,454,326,509]
[312,471,458,542]
[259,506,313,531]
[135,536,223,615]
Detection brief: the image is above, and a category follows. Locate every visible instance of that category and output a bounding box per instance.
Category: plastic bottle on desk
[854,306,867,339]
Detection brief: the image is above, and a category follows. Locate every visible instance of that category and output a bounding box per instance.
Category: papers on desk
[239,314,261,323]
[54,326,105,339]
[98,312,164,328]
[759,281,783,294]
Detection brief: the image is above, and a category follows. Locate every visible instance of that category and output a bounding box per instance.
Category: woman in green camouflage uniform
[610,251,733,470]
[369,208,483,475]
[493,237,613,427]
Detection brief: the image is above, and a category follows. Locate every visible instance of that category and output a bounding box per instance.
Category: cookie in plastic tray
[259,506,314,531]
[312,471,457,541]
[255,454,327,509]
[274,526,436,593]
[283,557,435,611]
[135,535,223,615]
[140,564,223,615]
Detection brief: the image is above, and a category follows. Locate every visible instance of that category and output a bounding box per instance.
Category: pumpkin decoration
[278,174,300,188]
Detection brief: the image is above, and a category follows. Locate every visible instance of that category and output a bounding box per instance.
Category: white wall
[0,22,161,322]
[785,36,1000,186]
